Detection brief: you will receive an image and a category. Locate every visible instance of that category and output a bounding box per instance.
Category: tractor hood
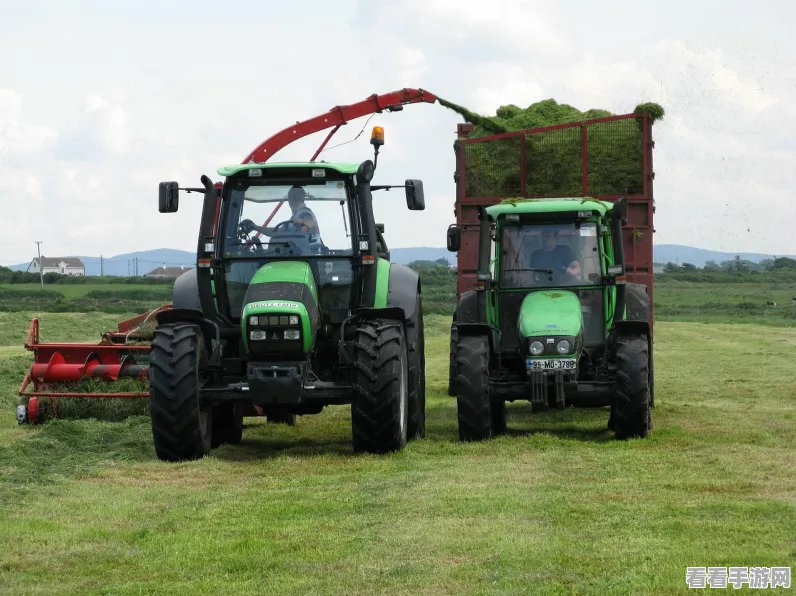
[517,290,583,339]
[240,261,321,356]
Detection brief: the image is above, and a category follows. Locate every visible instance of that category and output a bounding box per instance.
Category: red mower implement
[17,88,440,424]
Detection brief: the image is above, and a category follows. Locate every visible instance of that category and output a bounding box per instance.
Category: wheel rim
[399,344,408,442]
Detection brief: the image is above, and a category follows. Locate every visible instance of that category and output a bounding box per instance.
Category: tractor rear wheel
[613,334,651,440]
[351,319,409,453]
[267,408,297,426]
[406,296,426,439]
[455,335,493,441]
[211,403,244,448]
[149,323,212,461]
[447,315,458,396]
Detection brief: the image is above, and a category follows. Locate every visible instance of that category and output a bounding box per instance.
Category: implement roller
[16,307,171,424]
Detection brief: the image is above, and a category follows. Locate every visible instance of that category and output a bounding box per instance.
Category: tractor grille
[246,312,303,358]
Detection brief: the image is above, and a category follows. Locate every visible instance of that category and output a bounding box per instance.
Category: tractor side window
[500,222,601,288]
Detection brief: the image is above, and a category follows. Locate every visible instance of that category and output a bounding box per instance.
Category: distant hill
[7,244,787,276]
[652,245,794,268]
[6,246,457,276]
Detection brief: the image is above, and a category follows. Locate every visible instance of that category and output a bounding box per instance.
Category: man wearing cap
[529,229,581,280]
[240,186,320,237]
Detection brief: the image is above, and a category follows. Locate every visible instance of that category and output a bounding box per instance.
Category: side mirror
[447,225,461,252]
[376,223,385,234]
[405,179,425,211]
[159,181,179,213]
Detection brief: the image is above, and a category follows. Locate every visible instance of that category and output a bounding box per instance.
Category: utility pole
[135,257,138,276]
[34,241,43,288]
[100,255,104,277]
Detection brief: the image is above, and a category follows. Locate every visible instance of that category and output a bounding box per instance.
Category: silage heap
[437,97,665,199]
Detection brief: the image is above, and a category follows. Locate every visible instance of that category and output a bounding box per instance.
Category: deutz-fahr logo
[247,301,300,310]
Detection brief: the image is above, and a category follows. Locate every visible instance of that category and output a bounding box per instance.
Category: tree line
[659,256,796,282]
[0,266,175,285]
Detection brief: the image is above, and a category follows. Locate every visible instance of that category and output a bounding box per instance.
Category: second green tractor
[446,197,654,441]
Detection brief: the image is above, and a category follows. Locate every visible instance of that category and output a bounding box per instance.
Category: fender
[611,319,651,340]
[386,263,421,321]
[455,290,487,325]
[625,282,651,326]
[171,268,203,313]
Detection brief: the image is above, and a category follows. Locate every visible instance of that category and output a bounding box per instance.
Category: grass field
[0,312,795,594]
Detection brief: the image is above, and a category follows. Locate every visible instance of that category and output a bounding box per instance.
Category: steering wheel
[271,220,294,233]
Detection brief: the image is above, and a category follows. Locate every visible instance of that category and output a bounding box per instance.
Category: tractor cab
[487,200,623,358]
[446,196,653,442]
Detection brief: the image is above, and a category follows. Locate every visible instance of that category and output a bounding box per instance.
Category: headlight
[250,330,266,341]
[289,315,299,325]
[284,329,300,340]
[249,315,259,326]
[556,339,572,354]
[529,341,544,355]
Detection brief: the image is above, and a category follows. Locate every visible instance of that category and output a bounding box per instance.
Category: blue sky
[1,0,794,263]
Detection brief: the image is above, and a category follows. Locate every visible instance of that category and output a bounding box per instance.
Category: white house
[27,257,86,276]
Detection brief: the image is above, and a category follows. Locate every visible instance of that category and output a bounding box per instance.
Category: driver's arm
[566,260,581,276]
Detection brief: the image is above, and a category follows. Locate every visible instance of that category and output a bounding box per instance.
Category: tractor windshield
[222,180,355,257]
[499,222,602,288]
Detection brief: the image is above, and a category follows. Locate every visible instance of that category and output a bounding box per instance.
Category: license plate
[526,358,577,371]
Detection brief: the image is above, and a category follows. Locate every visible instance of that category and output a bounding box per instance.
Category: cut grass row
[0,313,794,594]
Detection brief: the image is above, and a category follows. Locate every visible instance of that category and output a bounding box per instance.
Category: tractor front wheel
[351,319,410,454]
[455,335,493,441]
[149,323,212,461]
[613,334,651,440]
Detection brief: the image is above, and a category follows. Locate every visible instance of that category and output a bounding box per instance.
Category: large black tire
[455,335,493,441]
[211,403,244,448]
[613,335,651,440]
[149,323,212,461]
[351,319,410,453]
[406,296,426,439]
[447,315,458,396]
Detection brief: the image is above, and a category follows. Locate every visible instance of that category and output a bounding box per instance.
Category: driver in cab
[530,229,581,279]
[239,186,320,237]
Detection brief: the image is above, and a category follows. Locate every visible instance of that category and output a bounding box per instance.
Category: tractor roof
[217,162,360,177]
[486,197,612,219]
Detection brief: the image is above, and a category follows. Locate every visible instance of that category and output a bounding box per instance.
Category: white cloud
[1,0,795,266]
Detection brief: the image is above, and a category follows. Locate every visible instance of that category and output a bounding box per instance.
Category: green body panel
[218,161,360,177]
[487,197,612,218]
[517,291,584,338]
[240,261,319,354]
[249,261,319,295]
[374,257,390,308]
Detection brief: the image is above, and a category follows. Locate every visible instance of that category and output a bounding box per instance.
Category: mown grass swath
[0,313,794,594]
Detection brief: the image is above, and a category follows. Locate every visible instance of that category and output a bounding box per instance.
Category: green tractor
[446,197,653,441]
[152,134,427,461]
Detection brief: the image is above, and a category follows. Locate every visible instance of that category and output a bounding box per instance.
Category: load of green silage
[438,97,665,199]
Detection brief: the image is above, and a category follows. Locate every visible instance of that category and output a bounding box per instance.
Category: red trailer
[451,113,656,326]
